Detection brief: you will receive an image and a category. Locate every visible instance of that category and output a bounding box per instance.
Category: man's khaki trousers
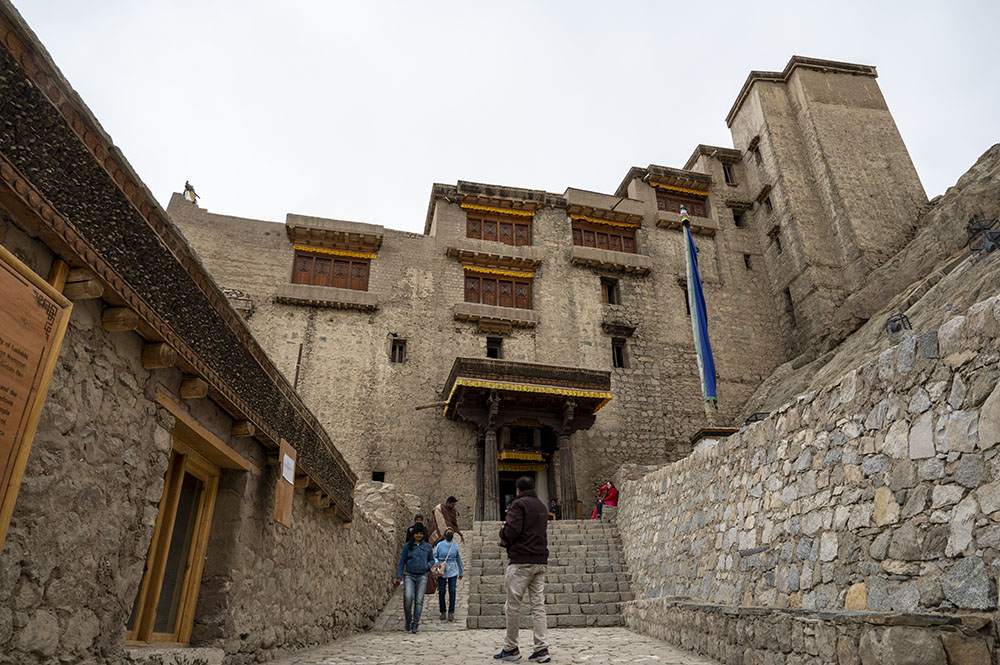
[503,563,548,652]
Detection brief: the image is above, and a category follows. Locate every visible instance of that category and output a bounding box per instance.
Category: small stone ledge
[453,302,538,328]
[126,646,225,665]
[655,211,719,236]
[275,283,378,311]
[569,246,652,275]
[623,597,995,665]
[445,239,544,270]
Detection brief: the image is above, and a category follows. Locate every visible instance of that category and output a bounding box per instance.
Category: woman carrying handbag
[432,527,464,621]
[393,524,434,634]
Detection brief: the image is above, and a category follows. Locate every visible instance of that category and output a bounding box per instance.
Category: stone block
[980,385,1000,450]
[940,632,992,665]
[858,626,946,665]
[941,556,996,609]
[844,582,867,610]
[908,412,935,459]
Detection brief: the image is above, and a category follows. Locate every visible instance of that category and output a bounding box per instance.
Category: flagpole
[680,205,718,427]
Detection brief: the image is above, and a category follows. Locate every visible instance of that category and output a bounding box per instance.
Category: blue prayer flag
[681,207,717,404]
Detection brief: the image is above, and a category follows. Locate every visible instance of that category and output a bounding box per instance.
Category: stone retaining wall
[616,293,1000,662]
[624,598,993,665]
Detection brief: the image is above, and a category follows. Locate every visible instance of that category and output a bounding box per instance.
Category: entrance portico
[441,358,612,521]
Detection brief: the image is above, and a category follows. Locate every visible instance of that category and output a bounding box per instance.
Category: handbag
[426,573,437,595]
[431,541,455,579]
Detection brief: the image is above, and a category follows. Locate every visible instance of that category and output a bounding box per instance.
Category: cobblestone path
[267,627,721,664]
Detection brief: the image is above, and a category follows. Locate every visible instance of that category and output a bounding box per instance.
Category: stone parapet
[275,283,379,311]
[569,245,653,275]
[452,302,539,327]
[623,597,994,665]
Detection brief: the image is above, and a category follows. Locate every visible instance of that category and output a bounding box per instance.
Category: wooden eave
[566,204,644,226]
[756,184,773,203]
[0,5,355,521]
[459,195,539,216]
[444,246,542,271]
[285,225,382,253]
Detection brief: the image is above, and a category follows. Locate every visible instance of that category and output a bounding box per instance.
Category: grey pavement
[266,627,721,664]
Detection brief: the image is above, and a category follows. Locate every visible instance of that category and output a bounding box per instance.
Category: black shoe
[411,624,419,634]
[528,648,550,663]
[493,647,521,661]
[404,622,411,632]
[441,612,447,621]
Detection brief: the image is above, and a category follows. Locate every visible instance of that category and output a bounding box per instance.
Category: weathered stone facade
[167,57,927,521]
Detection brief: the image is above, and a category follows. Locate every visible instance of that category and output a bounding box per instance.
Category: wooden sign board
[0,245,72,548]
[273,438,296,527]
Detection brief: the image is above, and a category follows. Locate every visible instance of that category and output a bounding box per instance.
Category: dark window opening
[733,210,747,227]
[771,227,783,255]
[292,251,370,291]
[371,471,385,483]
[783,288,795,325]
[744,254,752,270]
[486,337,503,359]
[464,275,531,309]
[763,196,773,213]
[611,338,627,369]
[601,277,620,305]
[722,163,736,186]
[390,338,406,363]
[656,193,706,218]
[466,214,532,247]
[753,146,763,165]
[679,281,690,316]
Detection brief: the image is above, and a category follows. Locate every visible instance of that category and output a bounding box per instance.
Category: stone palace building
[168,55,926,523]
[4,0,1000,662]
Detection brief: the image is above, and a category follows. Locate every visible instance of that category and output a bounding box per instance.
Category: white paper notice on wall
[281,453,295,484]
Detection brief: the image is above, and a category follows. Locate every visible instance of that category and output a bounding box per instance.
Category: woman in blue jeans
[434,528,464,621]
[394,524,433,633]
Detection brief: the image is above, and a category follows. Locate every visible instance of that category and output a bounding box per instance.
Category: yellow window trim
[649,182,710,198]
[460,203,535,218]
[570,214,640,229]
[463,265,535,279]
[293,244,377,260]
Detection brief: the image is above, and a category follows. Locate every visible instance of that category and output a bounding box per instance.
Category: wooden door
[482,278,497,306]
[293,254,313,285]
[465,276,480,303]
[514,282,530,309]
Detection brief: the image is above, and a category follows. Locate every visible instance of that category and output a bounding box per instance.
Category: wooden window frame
[466,213,532,247]
[655,193,707,218]
[291,250,370,291]
[126,442,219,647]
[486,336,503,359]
[390,338,407,363]
[722,163,737,186]
[600,277,620,305]
[571,221,637,254]
[611,337,628,369]
[464,274,532,310]
[732,209,747,228]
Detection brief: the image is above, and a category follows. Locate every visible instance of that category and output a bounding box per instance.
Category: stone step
[470,579,631,593]
[469,590,632,605]
[467,614,623,629]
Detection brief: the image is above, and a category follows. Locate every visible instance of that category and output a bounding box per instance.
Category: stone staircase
[466,519,632,629]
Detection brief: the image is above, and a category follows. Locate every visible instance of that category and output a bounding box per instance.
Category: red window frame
[571,221,637,254]
[464,274,532,309]
[656,193,707,218]
[292,251,370,291]
[466,213,532,247]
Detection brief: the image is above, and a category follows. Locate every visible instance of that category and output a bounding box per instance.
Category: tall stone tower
[726,56,927,354]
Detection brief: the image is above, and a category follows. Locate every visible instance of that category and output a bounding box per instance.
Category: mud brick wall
[616,293,1000,661]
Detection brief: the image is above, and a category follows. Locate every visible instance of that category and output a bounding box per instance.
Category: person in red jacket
[592,481,619,519]
[493,476,550,663]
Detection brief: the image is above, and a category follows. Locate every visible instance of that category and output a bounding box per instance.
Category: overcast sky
[16,1,1000,233]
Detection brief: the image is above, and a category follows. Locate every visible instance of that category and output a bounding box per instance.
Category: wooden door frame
[126,442,219,646]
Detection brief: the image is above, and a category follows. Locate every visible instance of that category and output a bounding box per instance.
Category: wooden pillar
[546,452,558,511]
[558,432,577,520]
[483,426,499,521]
[475,433,485,522]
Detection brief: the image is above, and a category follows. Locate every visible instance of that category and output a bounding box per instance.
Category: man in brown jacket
[494,476,550,663]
